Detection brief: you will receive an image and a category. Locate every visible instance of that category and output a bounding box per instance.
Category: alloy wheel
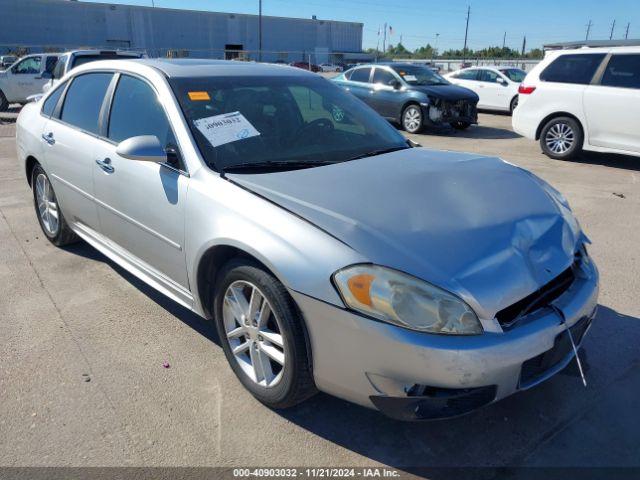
[222,280,286,388]
[545,122,575,154]
[35,173,59,236]
[403,106,422,133]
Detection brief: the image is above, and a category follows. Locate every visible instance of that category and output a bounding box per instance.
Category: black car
[332,63,479,133]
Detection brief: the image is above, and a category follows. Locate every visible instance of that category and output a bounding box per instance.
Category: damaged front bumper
[422,98,478,126]
[291,258,598,421]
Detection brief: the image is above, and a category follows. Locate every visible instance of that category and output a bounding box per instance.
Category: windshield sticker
[403,75,417,81]
[193,111,260,148]
[188,91,211,101]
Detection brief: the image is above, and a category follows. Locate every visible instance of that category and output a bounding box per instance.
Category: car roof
[70,58,318,79]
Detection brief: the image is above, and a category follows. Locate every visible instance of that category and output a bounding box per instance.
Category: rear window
[601,54,640,89]
[70,53,138,70]
[350,67,371,82]
[540,53,605,85]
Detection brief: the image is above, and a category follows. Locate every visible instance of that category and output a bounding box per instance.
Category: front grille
[495,258,579,330]
[433,99,477,120]
[520,316,591,387]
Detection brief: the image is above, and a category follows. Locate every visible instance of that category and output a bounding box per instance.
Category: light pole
[431,33,439,62]
[258,0,263,62]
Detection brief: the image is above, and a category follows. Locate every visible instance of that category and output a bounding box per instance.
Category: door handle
[41,132,55,145]
[95,157,114,174]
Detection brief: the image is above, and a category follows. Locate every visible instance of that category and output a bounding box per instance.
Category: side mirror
[40,71,53,79]
[116,135,167,163]
[391,79,402,90]
[500,79,509,86]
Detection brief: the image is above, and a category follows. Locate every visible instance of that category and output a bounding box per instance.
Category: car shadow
[570,150,640,172]
[58,240,640,471]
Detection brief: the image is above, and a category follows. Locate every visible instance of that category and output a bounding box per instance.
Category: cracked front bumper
[291,261,598,420]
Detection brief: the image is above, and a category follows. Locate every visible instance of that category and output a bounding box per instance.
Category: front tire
[213,259,316,409]
[509,96,518,114]
[402,104,423,133]
[540,116,583,160]
[31,164,79,246]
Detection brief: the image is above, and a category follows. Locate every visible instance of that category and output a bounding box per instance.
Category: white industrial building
[0,0,366,63]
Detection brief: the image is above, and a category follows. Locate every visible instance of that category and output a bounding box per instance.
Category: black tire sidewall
[213,259,311,408]
[402,104,422,133]
[540,117,583,160]
[0,90,8,112]
[510,96,518,114]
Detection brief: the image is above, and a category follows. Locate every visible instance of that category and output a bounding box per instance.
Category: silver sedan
[16,59,598,420]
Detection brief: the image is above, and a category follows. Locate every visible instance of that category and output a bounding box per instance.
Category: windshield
[170,75,409,172]
[391,65,449,86]
[499,68,526,83]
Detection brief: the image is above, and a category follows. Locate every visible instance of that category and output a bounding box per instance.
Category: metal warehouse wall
[0,0,363,61]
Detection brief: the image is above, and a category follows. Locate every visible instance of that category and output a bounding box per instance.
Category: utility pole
[463,5,470,62]
[585,20,592,40]
[610,19,616,40]
[521,35,526,57]
[625,22,631,39]
[382,22,387,55]
[258,0,262,62]
[432,33,439,62]
[502,31,506,49]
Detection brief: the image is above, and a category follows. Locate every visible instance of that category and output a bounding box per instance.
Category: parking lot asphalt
[1,107,639,470]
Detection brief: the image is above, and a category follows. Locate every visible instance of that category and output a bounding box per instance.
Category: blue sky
[84,0,640,52]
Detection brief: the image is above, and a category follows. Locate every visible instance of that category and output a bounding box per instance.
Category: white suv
[512,46,640,159]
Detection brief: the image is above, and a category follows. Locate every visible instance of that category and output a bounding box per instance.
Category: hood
[228,148,581,319]
[411,84,479,102]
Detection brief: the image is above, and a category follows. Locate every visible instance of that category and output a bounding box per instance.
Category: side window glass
[479,70,499,82]
[41,81,67,117]
[12,56,42,74]
[350,67,372,83]
[45,56,58,74]
[60,73,113,134]
[601,54,640,89]
[108,75,176,147]
[540,54,606,85]
[52,57,67,79]
[457,70,478,80]
[343,69,353,80]
[372,68,397,86]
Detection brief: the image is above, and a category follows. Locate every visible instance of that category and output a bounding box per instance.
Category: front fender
[185,169,365,317]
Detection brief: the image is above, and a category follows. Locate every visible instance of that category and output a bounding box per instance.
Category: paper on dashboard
[193,111,260,148]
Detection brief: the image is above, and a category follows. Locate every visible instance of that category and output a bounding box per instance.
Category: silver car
[16,59,599,420]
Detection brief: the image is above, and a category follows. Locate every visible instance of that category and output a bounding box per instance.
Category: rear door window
[601,54,640,89]
[540,54,605,85]
[41,81,67,117]
[350,67,372,83]
[455,69,479,80]
[60,73,113,134]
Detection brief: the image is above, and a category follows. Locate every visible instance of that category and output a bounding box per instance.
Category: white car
[43,49,144,93]
[0,53,60,110]
[319,63,342,72]
[445,66,526,113]
[513,46,640,160]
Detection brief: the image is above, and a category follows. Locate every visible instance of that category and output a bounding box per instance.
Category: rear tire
[0,90,8,112]
[539,116,583,160]
[509,96,518,114]
[213,258,316,409]
[31,164,79,247]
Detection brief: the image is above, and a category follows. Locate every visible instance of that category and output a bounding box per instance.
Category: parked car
[319,63,342,72]
[333,63,479,133]
[43,49,144,93]
[289,61,320,73]
[445,66,526,113]
[0,55,17,69]
[513,46,640,159]
[0,53,60,110]
[16,59,598,420]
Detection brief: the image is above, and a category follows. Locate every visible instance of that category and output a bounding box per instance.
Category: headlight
[333,265,483,335]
